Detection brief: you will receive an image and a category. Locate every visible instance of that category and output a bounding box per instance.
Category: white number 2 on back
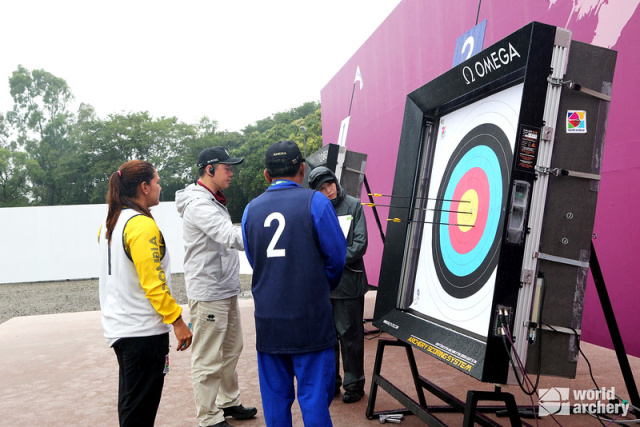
[264,212,286,258]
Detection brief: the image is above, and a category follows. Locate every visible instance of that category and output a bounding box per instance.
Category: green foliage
[0,146,36,207]
[0,66,323,216]
[5,65,77,205]
[72,107,201,203]
[224,101,321,221]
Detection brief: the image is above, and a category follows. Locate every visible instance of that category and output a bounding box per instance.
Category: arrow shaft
[369,193,469,203]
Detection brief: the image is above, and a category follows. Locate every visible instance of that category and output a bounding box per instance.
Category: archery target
[410,83,524,338]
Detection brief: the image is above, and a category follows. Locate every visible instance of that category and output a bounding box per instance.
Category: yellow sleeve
[124,215,182,324]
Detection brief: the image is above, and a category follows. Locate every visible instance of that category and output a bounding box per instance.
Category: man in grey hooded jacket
[308,166,369,404]
[176,147,256,427]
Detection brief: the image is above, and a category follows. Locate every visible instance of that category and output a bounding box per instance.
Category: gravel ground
[0,273,253,325]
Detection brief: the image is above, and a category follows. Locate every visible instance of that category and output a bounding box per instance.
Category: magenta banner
[321,0,640,357]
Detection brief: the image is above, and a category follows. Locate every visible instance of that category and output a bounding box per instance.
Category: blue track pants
[257,348,335,427]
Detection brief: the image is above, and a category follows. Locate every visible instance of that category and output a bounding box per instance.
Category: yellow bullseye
[457,189,478,232]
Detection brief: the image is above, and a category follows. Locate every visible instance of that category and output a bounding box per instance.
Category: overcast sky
[0,0,401,132]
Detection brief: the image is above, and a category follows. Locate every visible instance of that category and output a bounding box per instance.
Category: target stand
[365,243,639,426]
[365,338,527,426]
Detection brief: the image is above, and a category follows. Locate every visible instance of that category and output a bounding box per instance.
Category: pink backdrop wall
[320,0,640,357]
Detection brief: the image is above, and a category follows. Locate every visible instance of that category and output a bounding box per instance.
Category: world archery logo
[566,110,587,133]
[539,387,571,416]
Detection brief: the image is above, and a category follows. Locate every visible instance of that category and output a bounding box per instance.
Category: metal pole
[590,242,640,411]
[300,126,307,158]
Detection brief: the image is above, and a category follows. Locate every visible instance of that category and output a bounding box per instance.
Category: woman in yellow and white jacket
[98,159,192,427]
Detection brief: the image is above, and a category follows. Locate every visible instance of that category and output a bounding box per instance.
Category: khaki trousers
[189,296,243,426]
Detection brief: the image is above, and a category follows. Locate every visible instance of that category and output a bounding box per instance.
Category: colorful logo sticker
[566,110,587,133]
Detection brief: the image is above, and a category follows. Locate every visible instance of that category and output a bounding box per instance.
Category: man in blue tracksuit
[241,140,347,427]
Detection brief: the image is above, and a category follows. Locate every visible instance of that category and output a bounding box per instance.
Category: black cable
[502,328,539,397]
[527,275,547,396]
[544,324,600,392]
[501,328,551,425]
[572,326,601,392]
[502,276,546,397]
[365,332,382,341]
[502,334,528,391]
[544,324,607,427]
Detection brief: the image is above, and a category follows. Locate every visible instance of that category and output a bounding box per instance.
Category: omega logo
[462,42,521,85]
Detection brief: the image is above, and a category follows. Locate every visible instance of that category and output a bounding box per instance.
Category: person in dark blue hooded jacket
[241,141,347,427]
[309,166,369,404]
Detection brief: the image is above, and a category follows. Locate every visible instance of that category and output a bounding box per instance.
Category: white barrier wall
[0,202,252,284]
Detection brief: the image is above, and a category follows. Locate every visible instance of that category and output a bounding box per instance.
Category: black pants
[332,296,366,392]
[112,333,169,427]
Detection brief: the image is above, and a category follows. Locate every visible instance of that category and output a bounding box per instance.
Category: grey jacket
[308,167,369,299]
[175,183,244,301]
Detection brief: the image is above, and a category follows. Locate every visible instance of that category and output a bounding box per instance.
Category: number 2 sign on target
[452,20,487,68]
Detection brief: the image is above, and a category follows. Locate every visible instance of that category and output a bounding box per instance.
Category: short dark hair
[267,161,301,179]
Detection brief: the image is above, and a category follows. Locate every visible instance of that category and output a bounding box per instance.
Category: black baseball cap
[197,147,244,169]
[265,140,304,168]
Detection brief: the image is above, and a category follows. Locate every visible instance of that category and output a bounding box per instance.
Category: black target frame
[373,22,558,383]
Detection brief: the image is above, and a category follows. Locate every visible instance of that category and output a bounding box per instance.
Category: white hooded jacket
[176,182,244,301]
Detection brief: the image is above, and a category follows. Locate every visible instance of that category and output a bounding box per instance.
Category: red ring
[447,167,490,254]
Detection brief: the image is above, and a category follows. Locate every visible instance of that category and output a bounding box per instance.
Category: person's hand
[173,317,193,351]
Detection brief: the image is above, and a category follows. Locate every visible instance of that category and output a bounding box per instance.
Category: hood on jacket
[308,166,345,206]
[175,183,214,218]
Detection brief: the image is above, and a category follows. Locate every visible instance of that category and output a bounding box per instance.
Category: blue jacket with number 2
[241,180,347,354]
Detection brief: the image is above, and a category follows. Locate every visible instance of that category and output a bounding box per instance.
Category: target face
[410,83,524,338]
[433,123,512,298]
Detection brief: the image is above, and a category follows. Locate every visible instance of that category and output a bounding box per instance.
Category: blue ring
[438,145,503,276]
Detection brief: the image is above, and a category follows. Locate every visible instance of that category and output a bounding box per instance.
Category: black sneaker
[342,389,365,404]
[222,404,258,420]
[207,421,234,427]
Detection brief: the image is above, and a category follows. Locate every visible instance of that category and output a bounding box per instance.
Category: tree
[0,113,36,206]
[0,65,324,211]
[167,117,243,196]
[0,147,35,207]
[72,108,200,204]
[224,102,322,222]
[6,65,75,205]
